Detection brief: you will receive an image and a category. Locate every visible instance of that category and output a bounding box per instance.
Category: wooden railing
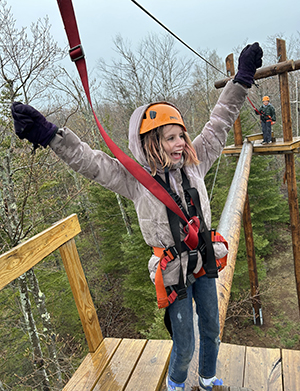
[0,214,172,391]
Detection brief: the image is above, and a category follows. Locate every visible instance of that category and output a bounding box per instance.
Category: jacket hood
[128,101,183,167]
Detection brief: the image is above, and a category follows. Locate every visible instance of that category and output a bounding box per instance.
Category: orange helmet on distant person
[262,96,270,102]
[139,103,186,134]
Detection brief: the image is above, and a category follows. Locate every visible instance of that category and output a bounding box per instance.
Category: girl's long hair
[141,125,199,176]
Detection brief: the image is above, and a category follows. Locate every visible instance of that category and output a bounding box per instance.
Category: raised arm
[192,42,263,176]
[11,103,138,200]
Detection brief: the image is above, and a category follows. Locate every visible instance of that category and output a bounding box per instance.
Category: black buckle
[186,274,196,287]
[204,267,218,279]
[164,246,178,260]
[189,249,198,260]
[69,44,85,62]
[176,287,187,301]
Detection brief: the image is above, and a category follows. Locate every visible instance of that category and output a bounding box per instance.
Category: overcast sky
[9,0,300,74]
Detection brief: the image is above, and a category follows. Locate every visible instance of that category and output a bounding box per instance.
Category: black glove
[11,102,58,148]
[234,42,263,88]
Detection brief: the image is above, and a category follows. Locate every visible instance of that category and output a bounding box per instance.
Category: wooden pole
[226,54,243,146]
[188,143,253,385]
[225,53,262,324]
[277,39,300,314]
[243,192,262,324]
[215,59,297,89]
[217,142,253,336]
[60,239,103,352]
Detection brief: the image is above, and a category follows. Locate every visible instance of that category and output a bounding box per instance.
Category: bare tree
[98,33,194,106]
[0,0,65,104]
[183,49,224,139]
[95,33,195,155]
[0,1,67,388]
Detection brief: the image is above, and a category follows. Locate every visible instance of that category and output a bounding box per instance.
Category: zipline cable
[130,0,227,77]
[130,0,240,201]
[131,2,267,198]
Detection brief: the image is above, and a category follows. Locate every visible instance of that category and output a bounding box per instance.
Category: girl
[11,43,263,391]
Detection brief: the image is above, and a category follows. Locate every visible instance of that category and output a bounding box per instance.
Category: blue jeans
[261,121,272,142]
[167,275,220,384]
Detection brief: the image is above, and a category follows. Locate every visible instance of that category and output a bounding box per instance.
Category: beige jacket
[50,80,248,287]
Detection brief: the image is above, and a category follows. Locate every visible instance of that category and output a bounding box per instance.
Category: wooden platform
[2,217,300,391]
[223,135,300,156]
[178,342,300,391]
[64,337,172,391]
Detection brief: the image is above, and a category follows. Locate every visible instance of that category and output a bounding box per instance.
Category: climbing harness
[153,168,228,308]
[153,232,228,309]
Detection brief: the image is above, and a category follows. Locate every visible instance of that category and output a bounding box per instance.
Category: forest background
[0,0,300,389]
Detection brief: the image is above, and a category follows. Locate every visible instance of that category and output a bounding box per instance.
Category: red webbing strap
[154,252,178,308]
[155,262,170,309]
[247,96,260,114]
[56,0,200,246]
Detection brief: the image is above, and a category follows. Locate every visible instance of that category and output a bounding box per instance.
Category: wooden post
[243,193,262,324]
[226,54,243,147]
[226,53,262,324]
[60,239,103,352]
[277,39,300,313]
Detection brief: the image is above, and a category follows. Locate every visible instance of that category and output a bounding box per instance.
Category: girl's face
[161,124,186,164]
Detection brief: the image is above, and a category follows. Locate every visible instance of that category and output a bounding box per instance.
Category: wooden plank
[216,343,246,387]
[223,138,300,156]
[254,141,300,153]
[213,387,254,391]
[282,349,300,390]
[59,239,103,352]
[93,339,147,391]
[229,388,254,391]
[271,137,300,147]
[246,132,274,142]
[125,339,173,391]
[222,145,243,155]
[246,133,264,142]
[63,337,121,391]
[0,214,81,290]
[244,347,282,391]
[254,138,300,151]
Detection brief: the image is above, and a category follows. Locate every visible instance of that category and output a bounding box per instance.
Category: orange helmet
[139,103,186,134]
[262,96,270,102]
